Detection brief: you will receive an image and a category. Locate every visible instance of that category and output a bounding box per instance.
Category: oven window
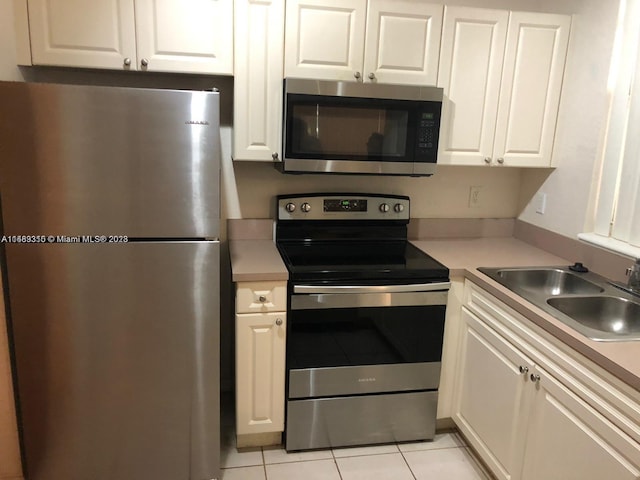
[287,305,445,369]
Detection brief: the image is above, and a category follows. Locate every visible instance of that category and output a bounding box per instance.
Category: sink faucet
[627,259,640,292]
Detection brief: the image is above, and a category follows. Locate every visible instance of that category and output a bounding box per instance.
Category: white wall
[0,1,23,81]
[518,0,619,238]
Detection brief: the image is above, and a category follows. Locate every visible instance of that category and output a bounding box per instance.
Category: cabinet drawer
[236,282,287,313]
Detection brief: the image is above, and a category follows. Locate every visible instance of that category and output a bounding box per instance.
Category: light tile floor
[221,404,493,480]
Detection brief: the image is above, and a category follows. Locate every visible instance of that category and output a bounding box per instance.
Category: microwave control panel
[416,111,438,156]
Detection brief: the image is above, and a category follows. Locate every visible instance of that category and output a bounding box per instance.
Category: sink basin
[478,266,640,341]
[493,268,604,296]
[547,296,640,338]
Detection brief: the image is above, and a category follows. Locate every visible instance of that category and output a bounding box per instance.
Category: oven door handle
[292,282,451,294]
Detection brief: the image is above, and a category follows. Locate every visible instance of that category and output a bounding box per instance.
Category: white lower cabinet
[454,281,640,480]
[456,308,530,480]
[235,281,286,445]
[522,367,640,480]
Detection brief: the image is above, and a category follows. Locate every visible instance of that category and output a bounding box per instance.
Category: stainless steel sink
[493,268,604,296]
[547,296,640,336]
[478,266,640,342]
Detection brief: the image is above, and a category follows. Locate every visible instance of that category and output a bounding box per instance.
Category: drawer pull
[258,295,267,303]
[275,318,283,326]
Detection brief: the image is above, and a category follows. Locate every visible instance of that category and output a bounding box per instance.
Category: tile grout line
[398,444,419,480]
[261,446,268,480]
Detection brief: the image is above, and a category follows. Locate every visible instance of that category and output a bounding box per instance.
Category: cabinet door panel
[236,312,286,435]
[493,12,570,167]
[234,0,285,161]
[284,0,366,81]
[134,0,233,74]
[27,0,136,69]
[455,308,531,480]
[363,0,443,85]
[437,6,508,165]
[522,368,640,480]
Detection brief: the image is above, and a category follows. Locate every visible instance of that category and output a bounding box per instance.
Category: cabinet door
[284,0,367,81]
[363,0,442,85]
[236,312,286,435]
[234,0,285,161]
[522,368,640,480]
[437,6,508,166]
[27,0,137,69]
[493,12,570,167]
[454,308,532,480]
[134,0,233,74]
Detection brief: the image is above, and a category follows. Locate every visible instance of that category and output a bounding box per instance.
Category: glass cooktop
[276,240,449,283]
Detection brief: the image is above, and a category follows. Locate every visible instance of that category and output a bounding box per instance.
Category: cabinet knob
[519,365,529,375]
[123,57,132,67]
[258,295,267,303]
[530,373,541,384]
[368,72,376,80]
[354,71,361,79]
[484,157,492,164]
[272,152,279,160]
[275,318,283,326]
[497,157,505,164]
[141,58,149,68]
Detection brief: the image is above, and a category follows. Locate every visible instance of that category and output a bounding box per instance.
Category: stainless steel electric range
[275,193,450,451]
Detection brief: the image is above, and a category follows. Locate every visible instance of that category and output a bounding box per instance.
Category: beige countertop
[229,240,288,282]
[413,237,640,393]
[229,236,640,392]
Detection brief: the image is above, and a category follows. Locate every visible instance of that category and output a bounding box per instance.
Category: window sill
[578,233,640,259]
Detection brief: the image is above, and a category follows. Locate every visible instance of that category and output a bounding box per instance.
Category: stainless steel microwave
[276,78,443,176]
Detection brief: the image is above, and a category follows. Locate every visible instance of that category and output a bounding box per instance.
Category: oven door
[287,282,449,399]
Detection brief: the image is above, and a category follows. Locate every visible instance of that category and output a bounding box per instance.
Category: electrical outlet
[469,186,482,208]
[535,192,547,214]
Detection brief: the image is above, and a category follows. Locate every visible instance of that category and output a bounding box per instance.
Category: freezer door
[0,82,220,238]
[5,241,220,480]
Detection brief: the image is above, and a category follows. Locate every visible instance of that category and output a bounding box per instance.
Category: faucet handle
[626,259,640,291]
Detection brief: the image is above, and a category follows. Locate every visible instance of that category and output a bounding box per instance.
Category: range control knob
[285,202,296,213]
[301,202,311,213]
[394,203,405,213]
[379,203,390,213]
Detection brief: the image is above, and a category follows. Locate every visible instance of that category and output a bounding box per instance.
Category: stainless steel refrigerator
[0,81,221,480]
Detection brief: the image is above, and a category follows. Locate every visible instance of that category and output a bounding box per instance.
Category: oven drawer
[289,362,441,398]
[286,391,438,451]
[236,281,287,313]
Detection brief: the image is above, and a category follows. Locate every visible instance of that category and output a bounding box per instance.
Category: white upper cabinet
[495,12,570,167]
[233,0,285,162]
[363,0,443,85]
[27,0,137,70]
[284,0,443,85]
[24,0,233,74]
[135,0,233,74]
[284,0,367,82]
[438,8,570,167]
[437,6,508,166]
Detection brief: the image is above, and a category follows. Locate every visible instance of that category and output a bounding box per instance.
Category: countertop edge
[229,240,288,283]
